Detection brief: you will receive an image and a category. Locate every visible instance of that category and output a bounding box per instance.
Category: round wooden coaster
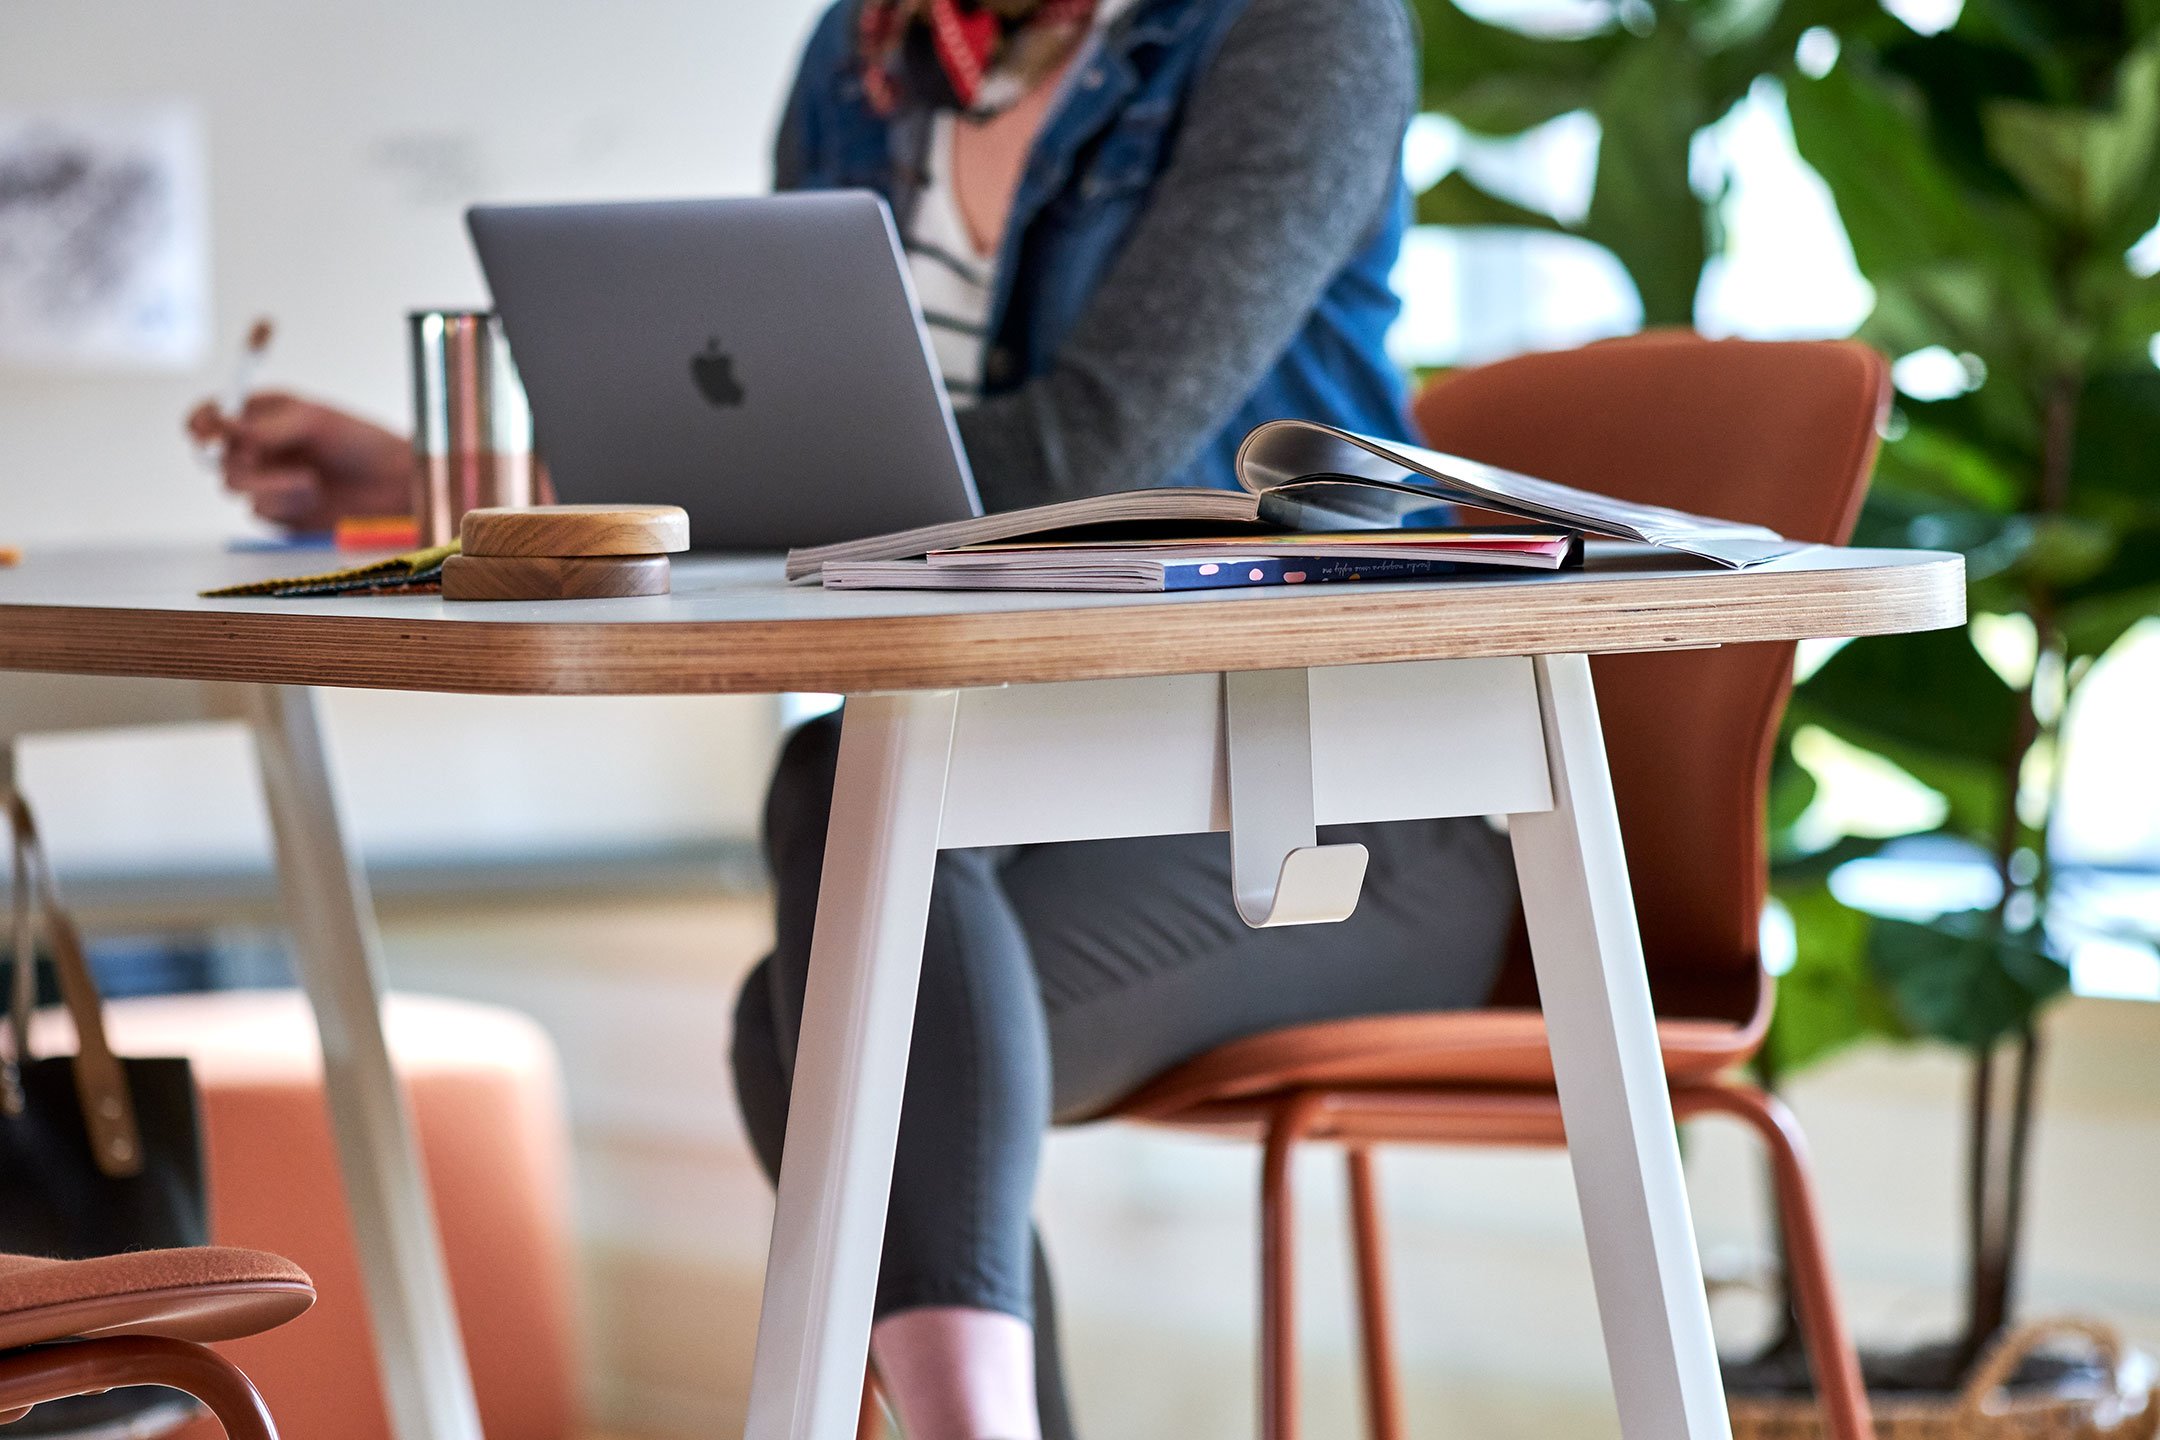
[441,553,671,601]
[460,504,690,558]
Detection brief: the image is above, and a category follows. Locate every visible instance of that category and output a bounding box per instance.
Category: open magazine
[786,419,1807,585]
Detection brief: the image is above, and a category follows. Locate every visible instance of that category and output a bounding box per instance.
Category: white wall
[0,0,830,860]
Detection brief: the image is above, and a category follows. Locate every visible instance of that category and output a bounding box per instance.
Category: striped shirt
[908,130,997,408]
[905,0,1141,410]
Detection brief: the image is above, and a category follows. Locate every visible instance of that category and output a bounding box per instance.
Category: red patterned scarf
[859,0,1100,117]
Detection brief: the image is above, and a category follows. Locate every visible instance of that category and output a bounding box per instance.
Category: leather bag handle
[5,755,32,1115]
[2,761,146,1178]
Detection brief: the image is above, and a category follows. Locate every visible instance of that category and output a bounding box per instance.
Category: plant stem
[1962,1042,1999,1368]
[1996,1029,2043,1330]
[1960,364,2081,1368]
[1963,1027,2044,1365]
[2038,371,2079,515]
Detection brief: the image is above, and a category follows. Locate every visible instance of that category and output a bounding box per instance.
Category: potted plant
[1409,0,2160,1408]
[1769,0,2160,1394]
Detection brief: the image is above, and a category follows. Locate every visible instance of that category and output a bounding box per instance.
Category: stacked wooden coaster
[443,505,690,601]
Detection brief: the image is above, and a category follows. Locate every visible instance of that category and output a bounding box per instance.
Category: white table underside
[1,655,1734,1440]
[749,654,1733,1440]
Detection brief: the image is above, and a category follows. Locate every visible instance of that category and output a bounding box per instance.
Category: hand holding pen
[186,317,276,469]
[185,322,416,533]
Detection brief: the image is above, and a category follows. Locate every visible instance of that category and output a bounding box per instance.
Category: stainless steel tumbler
[408,310,536,546]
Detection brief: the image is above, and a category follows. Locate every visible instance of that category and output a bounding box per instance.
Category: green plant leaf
[1980,102,2091,220]
[1795,627,2019,768]
[1861,279,1997,368]
[1690,0,1785,58]
[2095,39,2160,247]
[1868,909,2069,1050]
[2055,370,2160,657]
[1416,0,1618,111]
[1983,70,2160,230]
[1786,51,1992,278]
[1788,630,2014,843]
[2070,368,2160,509]
[1768,733,1819,838]
[1582,29,1710,325]
[1882,392,2047,499]
[2093,272,2160,363]
[1755,0,2152,1085]
[2057,571,2160,660]
[1805,725,2009,844]
[1864,241,2067,382]
[1766,882,1907,1073]
[1874,416,2025,513]
[1844,496,2039,608]
[1442,74,1600,137]
[1878,29,2052,194]
[1959,0,2127,97]
[2014,514,2120,586]
[1414,171,1570,231]
[1772,830,1899,885]
[1702,0,1901,99]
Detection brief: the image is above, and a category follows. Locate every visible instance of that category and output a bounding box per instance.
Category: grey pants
[730,714,1519,1430]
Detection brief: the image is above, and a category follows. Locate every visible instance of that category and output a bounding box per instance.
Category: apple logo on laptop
[691,337,745,408]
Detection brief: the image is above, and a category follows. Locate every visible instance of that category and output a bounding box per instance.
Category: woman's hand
[187,392,414,532]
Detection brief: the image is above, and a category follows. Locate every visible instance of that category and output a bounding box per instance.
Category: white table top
[0,543,1964,695]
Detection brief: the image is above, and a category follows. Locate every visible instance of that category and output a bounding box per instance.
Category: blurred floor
[347,889,2160,1440]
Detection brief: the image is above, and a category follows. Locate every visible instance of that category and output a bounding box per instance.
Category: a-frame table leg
[245,684,483,1440]
[742,691,958,1440]
[1508,653,1732,1440]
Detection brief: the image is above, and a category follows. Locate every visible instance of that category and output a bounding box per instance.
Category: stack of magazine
[788,420,1805,593]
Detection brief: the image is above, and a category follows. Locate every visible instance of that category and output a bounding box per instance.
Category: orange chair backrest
[1412,331,1888,1023]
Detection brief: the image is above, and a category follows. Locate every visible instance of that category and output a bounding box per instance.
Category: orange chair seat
[1112,1005,1768,1125]
[0,1249,313,1353]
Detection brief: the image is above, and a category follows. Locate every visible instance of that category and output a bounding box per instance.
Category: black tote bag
[2,782,209,1437]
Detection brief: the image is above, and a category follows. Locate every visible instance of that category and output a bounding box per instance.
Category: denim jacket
[772,0,1415,492]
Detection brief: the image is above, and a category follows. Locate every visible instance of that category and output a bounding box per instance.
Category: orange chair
[33,991,580,1440]
[1104,332,1890,1440]
[0,1247,314,1440]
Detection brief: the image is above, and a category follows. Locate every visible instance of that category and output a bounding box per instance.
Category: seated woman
[197,3,1517,1436]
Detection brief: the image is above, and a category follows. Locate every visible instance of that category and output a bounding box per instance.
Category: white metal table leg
[743,690,959,1440]
[1507,654,1732,1440]
[244,685,483,1440]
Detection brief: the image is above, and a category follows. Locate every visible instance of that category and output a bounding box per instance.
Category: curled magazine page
[1235,421,1807,568]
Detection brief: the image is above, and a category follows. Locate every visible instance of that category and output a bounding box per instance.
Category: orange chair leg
[1261,1093,1328,1440]
[1679,1084,1873,1440]
[1346,1146,1406,1440]
[0,1336,279,1440]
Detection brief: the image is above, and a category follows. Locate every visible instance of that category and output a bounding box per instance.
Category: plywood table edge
[0,553,1965,697]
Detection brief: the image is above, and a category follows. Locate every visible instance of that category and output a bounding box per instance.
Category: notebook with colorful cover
[786,418,1803,583]
[821,526,1582,592]
[824,554,1493,593]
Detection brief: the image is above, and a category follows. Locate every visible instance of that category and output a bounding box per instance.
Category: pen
[196,317,276,468]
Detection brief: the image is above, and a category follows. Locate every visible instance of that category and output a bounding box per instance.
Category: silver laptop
[467,192,981,550]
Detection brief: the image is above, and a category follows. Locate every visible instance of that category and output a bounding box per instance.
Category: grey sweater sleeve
[957,0,1417,510]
